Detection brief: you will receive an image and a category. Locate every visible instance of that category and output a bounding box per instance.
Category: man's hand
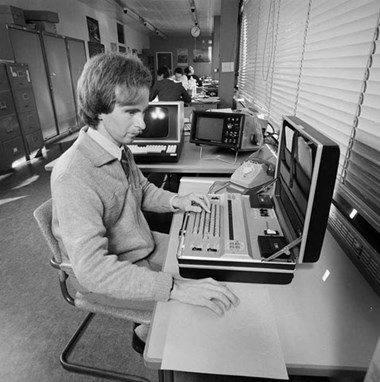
[170,276,240,316]
[172,193,211,213]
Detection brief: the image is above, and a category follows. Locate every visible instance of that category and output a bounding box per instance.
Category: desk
[191,97,219,111]
[44,136,256,173]
[144,177,380,380]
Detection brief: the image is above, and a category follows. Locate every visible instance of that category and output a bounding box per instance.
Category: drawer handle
[0,101,7,110]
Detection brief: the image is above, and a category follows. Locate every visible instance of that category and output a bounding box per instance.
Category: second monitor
[127,101,184,162]
[190,109,265,152]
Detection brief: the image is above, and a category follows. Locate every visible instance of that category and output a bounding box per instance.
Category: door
[66,37,87,118]
[42,33,77,135]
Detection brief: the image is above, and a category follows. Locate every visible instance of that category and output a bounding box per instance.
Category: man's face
[175,72,182,81]
[98,86,149,146]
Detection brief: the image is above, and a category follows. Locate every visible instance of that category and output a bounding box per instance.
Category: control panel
[221,114,243,146]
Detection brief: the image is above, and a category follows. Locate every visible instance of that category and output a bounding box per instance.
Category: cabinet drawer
[18,110,40,134]
[25,130,43,153]
[0,114,20,141]
[13,89,36,112]
[0,91,15,117]
[0,65,10,91]
[0,136,25,169]
[7,64,31,89]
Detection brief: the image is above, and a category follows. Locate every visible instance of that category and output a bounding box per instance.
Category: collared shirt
[87,127,123,160]
[87,126,179,209]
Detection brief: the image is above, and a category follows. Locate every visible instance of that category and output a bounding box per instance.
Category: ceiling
[111,0,221,38]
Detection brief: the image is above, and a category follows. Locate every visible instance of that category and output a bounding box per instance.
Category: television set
[190,109,265,152]
[134,101,184,145]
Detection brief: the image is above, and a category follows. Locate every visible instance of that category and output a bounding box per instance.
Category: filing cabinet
[0,62,43,172]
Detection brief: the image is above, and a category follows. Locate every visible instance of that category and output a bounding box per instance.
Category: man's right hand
[169,276,240,316]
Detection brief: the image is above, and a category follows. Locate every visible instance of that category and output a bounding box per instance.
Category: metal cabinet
[0,63,43,172]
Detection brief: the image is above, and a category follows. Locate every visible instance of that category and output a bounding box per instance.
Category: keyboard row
[127,145,177,154]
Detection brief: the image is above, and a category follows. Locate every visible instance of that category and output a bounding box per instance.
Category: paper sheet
[162,284,288,380]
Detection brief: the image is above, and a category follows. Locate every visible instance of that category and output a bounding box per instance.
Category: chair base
[60,312,150,382]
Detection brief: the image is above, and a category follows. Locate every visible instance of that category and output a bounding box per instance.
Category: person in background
[51,52,239,355]
[150,65,191,104]
[184,65,202,86]
[170,66,189,90]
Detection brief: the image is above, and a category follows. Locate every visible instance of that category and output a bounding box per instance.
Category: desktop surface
[144,177,380,379]
[44,135,254,173]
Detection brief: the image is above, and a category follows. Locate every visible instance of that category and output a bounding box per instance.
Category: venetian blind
[268,0,309,130]
[339,17,380,232]
[238,0,276,113]
[237,0,380,235]
[296,0,380,180]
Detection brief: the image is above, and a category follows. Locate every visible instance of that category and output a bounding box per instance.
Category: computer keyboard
[127,144,177,154]
[127,144,181,162]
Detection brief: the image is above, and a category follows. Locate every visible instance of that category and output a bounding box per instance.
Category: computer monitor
[273,116,340,263]
[134,101,184,145]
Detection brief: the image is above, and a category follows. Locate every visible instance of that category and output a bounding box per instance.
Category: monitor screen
[133,101,184,144]
[195,116,225,142]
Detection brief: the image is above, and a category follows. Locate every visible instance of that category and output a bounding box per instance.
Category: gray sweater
[51,127,175,302]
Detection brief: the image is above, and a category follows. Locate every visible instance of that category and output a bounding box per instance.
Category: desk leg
[159,369,174,382]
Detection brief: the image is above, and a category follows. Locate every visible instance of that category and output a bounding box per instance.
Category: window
[238,0,380,292]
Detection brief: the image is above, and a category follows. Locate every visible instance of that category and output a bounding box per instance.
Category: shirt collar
[87,127,123,160]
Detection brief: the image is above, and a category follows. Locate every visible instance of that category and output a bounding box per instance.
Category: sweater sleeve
[130,157,178,213]
[51,171,173,302]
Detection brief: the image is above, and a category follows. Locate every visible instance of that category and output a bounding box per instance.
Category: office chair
[33,199,152,382]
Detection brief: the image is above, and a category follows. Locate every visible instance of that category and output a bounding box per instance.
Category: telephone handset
[230,157,275,189]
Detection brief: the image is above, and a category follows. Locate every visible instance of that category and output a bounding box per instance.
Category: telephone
[230,158,275,189]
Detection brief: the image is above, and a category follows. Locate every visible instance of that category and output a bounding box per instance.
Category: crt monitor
[274,116,340,263]
[134,101,184,145]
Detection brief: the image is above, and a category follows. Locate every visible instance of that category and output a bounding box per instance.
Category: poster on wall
[88,41,105,57]
[193,48,210,63]
[86,16,101,43]
[156,52,173,71]
[177,48,188,66]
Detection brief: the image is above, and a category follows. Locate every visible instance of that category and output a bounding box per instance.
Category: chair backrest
[33,199,62,263]
[33,199,152,324]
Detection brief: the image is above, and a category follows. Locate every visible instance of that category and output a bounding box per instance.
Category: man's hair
[157,65,170,78]
[184,66,190,75]
[174,67,183,75]
[77,52,152,127]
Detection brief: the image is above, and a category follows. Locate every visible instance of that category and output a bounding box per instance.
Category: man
[170,66,189,90]
[184,65,202,86]
[150,65,191,103]
[51,53,239,353]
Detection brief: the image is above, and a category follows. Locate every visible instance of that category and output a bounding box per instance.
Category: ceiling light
[121,5,167,39]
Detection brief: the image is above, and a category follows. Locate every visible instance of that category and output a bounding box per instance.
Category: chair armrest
[50,257,76,306]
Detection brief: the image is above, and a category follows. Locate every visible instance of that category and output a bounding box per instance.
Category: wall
[149,34,214,79]
[0,0,150,58]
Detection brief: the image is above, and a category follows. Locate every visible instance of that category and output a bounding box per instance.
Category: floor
[0,141,364,382]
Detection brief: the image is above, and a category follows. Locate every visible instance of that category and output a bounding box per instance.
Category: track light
[121,5,167,39]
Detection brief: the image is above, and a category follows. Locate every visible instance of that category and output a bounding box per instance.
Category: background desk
[144,177,380,380]
[44,136,255,174]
